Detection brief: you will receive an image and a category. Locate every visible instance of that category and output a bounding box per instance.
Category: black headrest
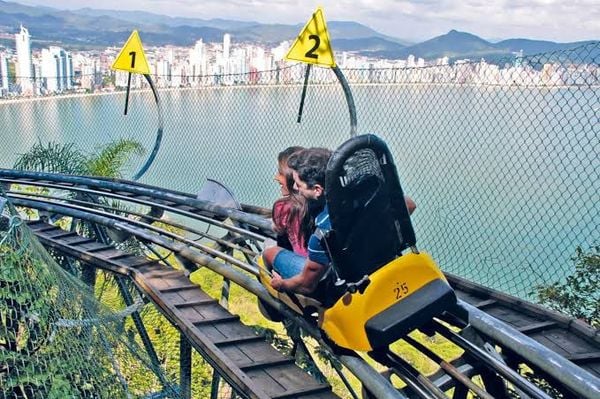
[325,134,416,252]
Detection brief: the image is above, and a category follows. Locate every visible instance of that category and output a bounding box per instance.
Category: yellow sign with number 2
[285,7,336,68]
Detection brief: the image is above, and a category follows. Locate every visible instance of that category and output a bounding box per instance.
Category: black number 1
[129,51,136,68]
[305,35,320,59]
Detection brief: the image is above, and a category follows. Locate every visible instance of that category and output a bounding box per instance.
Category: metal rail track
[2,169,599,398]
[26,220,339,399]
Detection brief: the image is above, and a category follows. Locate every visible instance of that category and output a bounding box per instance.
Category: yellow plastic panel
[321,252,446,351]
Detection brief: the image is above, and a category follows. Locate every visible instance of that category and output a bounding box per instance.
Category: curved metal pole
[132,74,164,181]
[332,65,357,137]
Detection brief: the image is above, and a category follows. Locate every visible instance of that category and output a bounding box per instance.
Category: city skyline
[1,23,596,100]
[15,0,600,43]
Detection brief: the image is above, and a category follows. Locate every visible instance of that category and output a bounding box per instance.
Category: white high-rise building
[75,53,102,91]
[41,48,59,92]
[80,61,98,90]
[40,46,73,92]
[15,25,33,94]
[250,46,266,72]
[272,41,288,62]
[189,39,206,84]
[0,52,9,94]
[155,58,170,87]
[59,48,73,90]
[223,34,231,60]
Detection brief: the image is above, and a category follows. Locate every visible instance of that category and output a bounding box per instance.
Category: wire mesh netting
[0,192,246,398]
[1,42,598,299]
[0,194,162,397]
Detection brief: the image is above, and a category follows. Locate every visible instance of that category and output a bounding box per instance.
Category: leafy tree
[533,246,599,327]
[14,142,87,175]
[85,140,145,178]
[14,139,145,178]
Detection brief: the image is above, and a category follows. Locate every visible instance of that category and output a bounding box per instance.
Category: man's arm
[271,259,326,295]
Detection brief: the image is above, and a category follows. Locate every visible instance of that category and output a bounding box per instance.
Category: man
[264,147,332,295]
[263,147,416,295]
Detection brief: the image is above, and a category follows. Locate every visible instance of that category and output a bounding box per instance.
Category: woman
[271,146,312,257]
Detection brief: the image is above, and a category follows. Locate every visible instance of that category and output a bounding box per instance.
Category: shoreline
[0,82,596,105]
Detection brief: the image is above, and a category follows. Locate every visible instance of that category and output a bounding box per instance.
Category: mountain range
[0,1,596,63]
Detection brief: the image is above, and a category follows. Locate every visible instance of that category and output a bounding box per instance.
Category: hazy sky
[16,0,600,43]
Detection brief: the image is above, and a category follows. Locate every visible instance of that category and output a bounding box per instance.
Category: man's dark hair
[277,146,304,165]
[288,147,332,188]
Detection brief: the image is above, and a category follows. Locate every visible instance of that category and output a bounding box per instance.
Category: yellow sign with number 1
[285,7,336,68]
[112,30,150,74]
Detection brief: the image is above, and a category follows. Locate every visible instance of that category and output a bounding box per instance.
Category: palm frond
[13,142,88,174]
[85,139,145,178]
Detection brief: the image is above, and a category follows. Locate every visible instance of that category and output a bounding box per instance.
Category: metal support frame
[403,335,494,399]
[180,333,192,399]
[459,300,600,398]
[114,276,166,377]
[455,326,509,398]
[209,373,221,399]
[91,223,170,389]
[434,321,550,399]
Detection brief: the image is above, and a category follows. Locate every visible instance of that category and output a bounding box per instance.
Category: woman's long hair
[272,147,314,249]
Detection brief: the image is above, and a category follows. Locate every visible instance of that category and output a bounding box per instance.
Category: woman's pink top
[273,199,308,256]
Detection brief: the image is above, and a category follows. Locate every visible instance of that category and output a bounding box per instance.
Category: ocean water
[1,84,598,297]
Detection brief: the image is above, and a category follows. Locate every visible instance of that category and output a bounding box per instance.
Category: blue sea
[1,84,598,298]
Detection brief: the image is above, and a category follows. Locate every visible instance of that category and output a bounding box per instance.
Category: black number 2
[129,51,136,68]
[305,35,320,59]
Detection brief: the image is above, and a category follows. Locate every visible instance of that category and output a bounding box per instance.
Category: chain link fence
[1,42,598,299]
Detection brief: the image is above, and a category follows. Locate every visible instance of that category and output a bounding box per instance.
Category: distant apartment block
[0,52,9,96]
[40,46,73,93]
[15,25,33,95]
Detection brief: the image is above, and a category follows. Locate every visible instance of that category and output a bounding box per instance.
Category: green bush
[533,246,599,328]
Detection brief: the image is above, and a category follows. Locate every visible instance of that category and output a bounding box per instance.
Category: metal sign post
[285,7,358,137]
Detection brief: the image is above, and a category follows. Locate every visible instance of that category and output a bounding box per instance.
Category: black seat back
[324,134,416,283]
